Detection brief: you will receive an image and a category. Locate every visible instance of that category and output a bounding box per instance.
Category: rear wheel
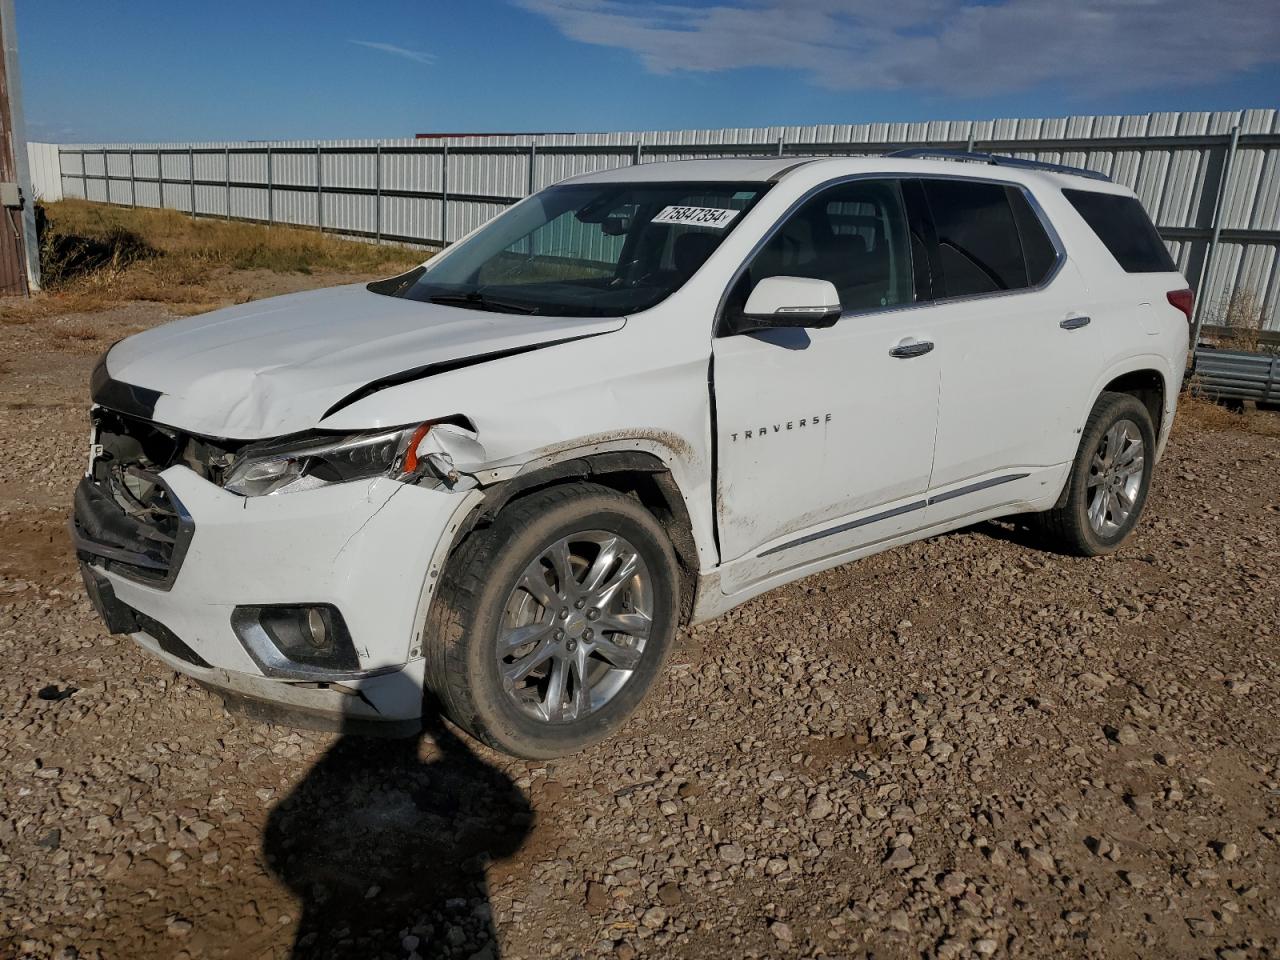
[1038,391,1155,556]
[425,483,680,759]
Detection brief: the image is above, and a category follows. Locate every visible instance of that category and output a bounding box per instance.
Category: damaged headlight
[223,422,482,497]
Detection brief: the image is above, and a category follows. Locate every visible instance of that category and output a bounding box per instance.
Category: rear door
[916,177,1099,518]
[711,178,940,588]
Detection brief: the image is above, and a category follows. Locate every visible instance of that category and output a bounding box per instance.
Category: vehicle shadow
[262,676,533,959]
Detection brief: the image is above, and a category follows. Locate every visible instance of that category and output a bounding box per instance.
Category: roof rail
[887,147,1111,182]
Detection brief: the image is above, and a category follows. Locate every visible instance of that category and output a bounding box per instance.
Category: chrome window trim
[713,171,1068,336]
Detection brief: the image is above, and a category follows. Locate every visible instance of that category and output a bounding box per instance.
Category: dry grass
[1203,290,1274,354]
[1,200,426,323]
[48,321,102,342]
[1177,393,1280,437]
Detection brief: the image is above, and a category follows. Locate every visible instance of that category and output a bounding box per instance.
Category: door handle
[889,339,934,359]
[1060,315,1091,330]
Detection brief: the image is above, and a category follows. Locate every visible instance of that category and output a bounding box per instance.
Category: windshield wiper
[428,291,540,315]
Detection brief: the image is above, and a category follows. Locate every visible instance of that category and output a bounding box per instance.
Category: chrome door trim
[756,472,1029,558]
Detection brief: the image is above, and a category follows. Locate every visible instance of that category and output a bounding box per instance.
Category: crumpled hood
[102,283,625,439]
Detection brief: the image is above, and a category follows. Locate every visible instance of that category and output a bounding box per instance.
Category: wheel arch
[1101,368,1167,438]
[1080,355,1176,448]
[454,450,701,625]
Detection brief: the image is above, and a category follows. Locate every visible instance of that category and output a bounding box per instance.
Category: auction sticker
[652,205,740,228]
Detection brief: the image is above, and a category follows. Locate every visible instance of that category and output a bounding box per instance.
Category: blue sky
[17,0,1280,143]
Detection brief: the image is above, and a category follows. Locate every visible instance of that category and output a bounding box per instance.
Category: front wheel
[1037,391,1156,556]
[424,483,680,759]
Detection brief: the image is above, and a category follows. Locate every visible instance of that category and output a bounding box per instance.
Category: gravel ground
[2,286,1279,960]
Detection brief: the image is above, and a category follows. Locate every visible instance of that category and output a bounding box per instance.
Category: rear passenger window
[922,180,1055,297]
[1063,189,1176,273]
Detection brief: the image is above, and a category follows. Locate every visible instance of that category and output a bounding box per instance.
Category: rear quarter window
[1063,189,1176,273]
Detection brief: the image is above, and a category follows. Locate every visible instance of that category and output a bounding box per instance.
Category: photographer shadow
[262,675,532,959]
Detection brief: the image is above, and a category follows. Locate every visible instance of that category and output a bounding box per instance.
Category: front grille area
[72,409,200,588]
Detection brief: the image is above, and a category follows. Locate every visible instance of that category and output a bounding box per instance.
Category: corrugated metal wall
[34,108,1280,329]
[26,141,60,201]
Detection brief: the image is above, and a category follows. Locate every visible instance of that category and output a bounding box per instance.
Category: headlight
[223,423,433,497]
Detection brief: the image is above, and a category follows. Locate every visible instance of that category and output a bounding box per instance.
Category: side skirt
[690,490,1057,625]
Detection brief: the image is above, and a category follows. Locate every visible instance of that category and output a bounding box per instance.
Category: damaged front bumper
[74,464,477,726]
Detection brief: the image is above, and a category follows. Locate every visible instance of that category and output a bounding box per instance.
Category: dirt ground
[1,272,1279,960]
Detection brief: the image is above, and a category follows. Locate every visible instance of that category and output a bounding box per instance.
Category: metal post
[633,141,642,165]
[157,150,164,208]
[225,146,231,220]
[966,130,976,153]
[1190,123,1242,347]
[128,148,136,207]
[528,142,537,196]
[266,145,273,225]
[188,146,195,217]
[374,143,382,243]
[776,136,784,157]
[81,150,87,199]
[100,149,107,203]
[316,145,323,232]
[441,142,449,245]
[1,0,42,291]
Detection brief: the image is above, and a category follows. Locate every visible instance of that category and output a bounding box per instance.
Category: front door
[712,178,940,589]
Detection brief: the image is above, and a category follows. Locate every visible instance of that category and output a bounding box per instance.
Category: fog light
[305,607,328,649]
[231,604,359,678]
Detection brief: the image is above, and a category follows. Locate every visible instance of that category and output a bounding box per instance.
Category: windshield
[375,181,770,317]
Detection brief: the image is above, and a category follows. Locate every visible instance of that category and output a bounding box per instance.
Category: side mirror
[737,276,842,332]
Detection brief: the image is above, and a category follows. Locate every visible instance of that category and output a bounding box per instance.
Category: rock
[939,872,966,896]
[166,918,193,937]
[718,843,746,864]
[770,921,793,942]
[1025,848,1056,874]
[585,883,609,915]
[1218,841,1240,862]
[884,846,915,870]
[807,795,834,819]
[1126,793,1154,817]
[1108,724,1140,745]
[641,906,667,929]
[657,882,684,907]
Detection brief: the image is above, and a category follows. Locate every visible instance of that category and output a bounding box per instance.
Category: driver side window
[727,179,916,320]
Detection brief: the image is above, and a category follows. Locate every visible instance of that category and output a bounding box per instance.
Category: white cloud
[515,0,1280,95]
[349,40,437,65]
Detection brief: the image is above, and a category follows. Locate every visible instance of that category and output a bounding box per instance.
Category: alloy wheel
[496,530,653,724]
[1086,419,1145,537]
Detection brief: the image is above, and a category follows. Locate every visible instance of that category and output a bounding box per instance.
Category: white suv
[74,151,1191,757]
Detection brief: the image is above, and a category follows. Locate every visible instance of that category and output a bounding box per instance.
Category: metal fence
[33,108,1280,329]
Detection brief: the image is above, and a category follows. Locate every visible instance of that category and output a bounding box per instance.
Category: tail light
[1167,288,1194,324]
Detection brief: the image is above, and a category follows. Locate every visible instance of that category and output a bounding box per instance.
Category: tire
[1038,391,1156,557]
[424,482,680,759]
